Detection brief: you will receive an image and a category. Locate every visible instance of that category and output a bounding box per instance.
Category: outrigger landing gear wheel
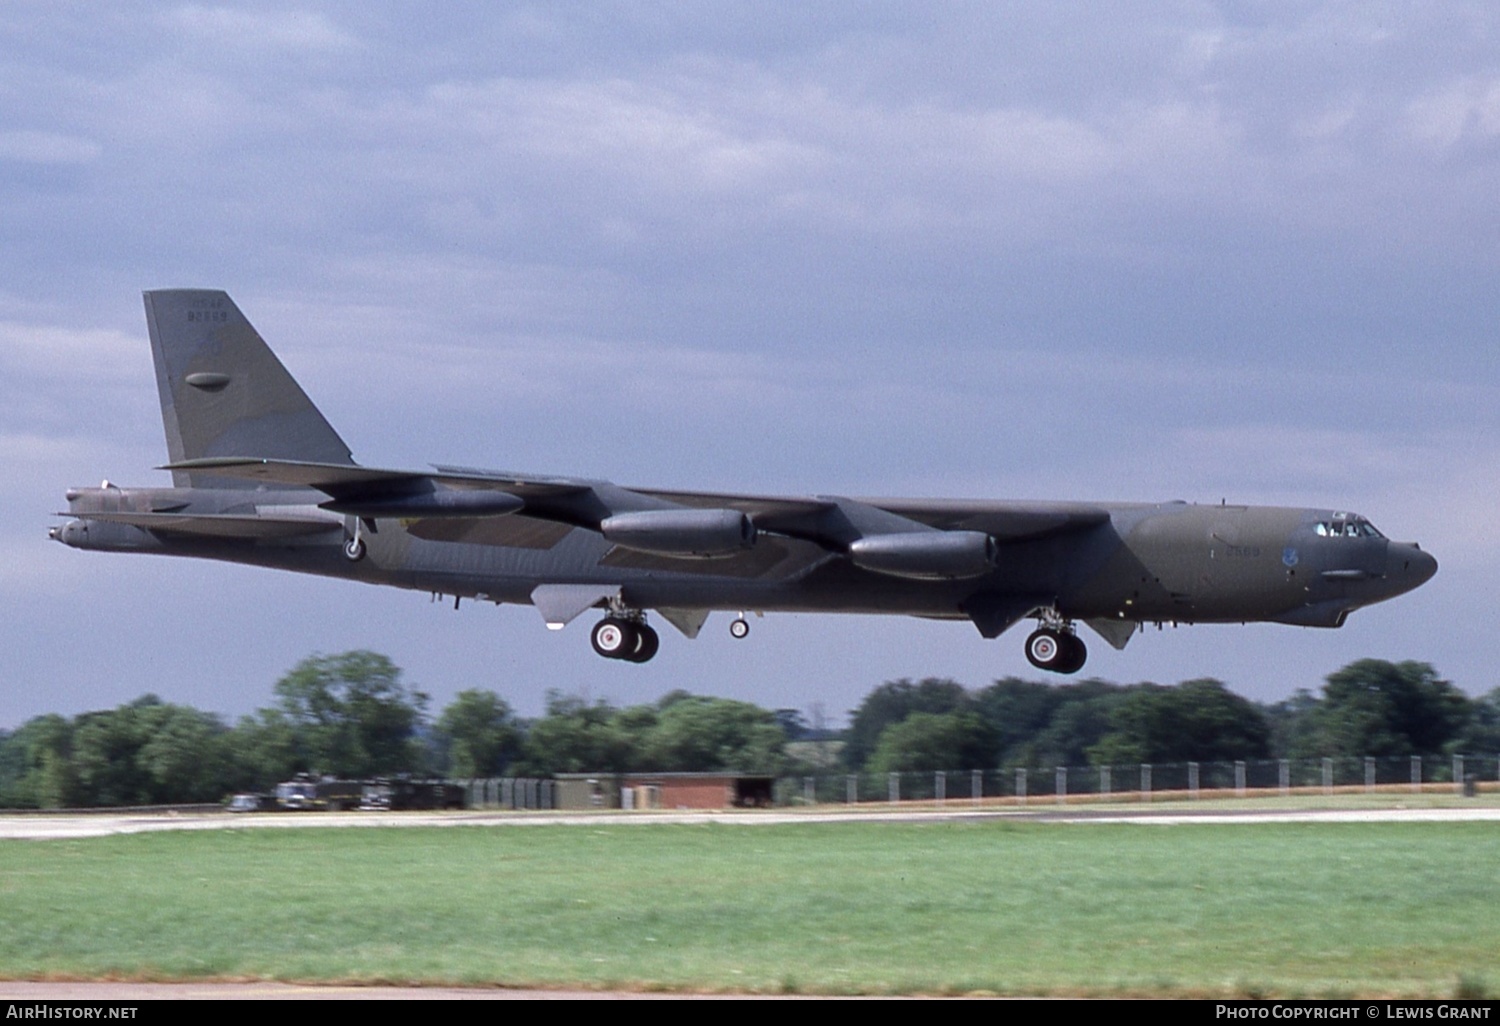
[730,617,750,639]
[591,617,638,659]
[342,536,366,562]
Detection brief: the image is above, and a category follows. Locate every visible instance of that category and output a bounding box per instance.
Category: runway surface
[3,800,1499,840]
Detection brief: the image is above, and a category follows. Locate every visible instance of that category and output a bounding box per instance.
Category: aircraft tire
[1024,628,1064,671]
[1057,634,1087,675]
[591,618,638,659]
[343,537,366,562]
[730,617,750,639]
[627,624,660,663]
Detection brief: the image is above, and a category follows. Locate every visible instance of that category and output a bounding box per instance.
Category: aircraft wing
[161,457,835,530]
[857,497,1112,541]
[644,489,1111,543]
[161,458,1111,574]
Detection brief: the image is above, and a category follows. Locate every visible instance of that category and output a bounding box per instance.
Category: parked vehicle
[361,779,466,811]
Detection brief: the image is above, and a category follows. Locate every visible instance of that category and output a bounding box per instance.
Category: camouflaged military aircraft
[52,290,1437,673]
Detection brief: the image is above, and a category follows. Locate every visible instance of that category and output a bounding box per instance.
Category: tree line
[842,660,1498,774]
[1,652,1496,808]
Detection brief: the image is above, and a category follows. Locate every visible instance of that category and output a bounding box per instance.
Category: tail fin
[143,290,354,489]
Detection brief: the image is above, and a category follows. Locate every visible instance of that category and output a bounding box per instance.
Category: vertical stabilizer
[144,290,354,488]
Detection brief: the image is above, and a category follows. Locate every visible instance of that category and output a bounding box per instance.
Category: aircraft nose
[1388,542,1437,593]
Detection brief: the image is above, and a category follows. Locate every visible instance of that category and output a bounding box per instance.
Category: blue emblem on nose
[1283,548,1299,567]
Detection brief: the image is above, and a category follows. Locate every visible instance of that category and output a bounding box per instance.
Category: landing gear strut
[590,616,660,663]
[1024,621,1086,675]
[343,517,368,562]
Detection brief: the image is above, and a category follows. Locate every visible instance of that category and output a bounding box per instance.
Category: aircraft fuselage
[56,483,1434,634]
[51,290,1437,674]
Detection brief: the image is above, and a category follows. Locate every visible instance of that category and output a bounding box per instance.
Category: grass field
[1,818,1497,996]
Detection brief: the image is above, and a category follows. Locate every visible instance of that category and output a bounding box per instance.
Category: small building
[554,772,774,810]
[554,774,622,811]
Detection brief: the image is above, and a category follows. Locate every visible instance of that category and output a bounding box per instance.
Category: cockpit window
[1314,519,1383,539]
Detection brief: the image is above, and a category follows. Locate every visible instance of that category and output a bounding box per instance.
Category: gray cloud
[0,2,1492,725]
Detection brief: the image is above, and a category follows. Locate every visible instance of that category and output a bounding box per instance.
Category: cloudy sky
[2,2,1496,728]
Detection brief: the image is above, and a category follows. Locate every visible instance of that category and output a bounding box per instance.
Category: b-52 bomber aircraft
[52,290,1437,674]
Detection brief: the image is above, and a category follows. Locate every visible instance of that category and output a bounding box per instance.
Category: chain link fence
[771,754,1500,806]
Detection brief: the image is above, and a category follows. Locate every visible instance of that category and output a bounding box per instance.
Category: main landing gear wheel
[627,624,660,663]
[1024,628,1087,675]
[591,618,660,663]
[591,617,635,658]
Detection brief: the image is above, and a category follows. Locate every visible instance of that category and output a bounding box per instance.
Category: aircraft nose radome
[1391,543,1437,592]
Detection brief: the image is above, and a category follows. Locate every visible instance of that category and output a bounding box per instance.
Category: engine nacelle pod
[600,508,757,558]
[50,519,160,553]
[847,530,997,580]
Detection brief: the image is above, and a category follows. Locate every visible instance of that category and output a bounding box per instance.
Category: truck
[274,774,364,812]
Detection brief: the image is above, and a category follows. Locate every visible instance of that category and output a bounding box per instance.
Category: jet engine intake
[848,530,997,580]
[600,508,757,558]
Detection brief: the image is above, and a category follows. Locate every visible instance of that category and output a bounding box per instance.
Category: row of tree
[0,651,789,808]
[1,653,1496,808]
[843,660,1497,774]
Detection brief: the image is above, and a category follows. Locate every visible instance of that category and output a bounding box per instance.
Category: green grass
[0,820,1497,996]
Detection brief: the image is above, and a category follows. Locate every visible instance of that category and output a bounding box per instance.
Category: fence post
[847,774,857,804]
[1235,760,1246,798]
[1101,765,1111,799]
[1142,763,1152,802]
[1365,756,1375,792]
[1189,761,1199,800]
[1055,766,1067,805]
[936,771,946,803]
[888,772,900,804]
[1279,759,1290,796]
[1322,757,1333,796]
[972,769,982,806]
[1453,755,1464,797]
[1411,755,1422,794]
[1016,767,1027,807]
